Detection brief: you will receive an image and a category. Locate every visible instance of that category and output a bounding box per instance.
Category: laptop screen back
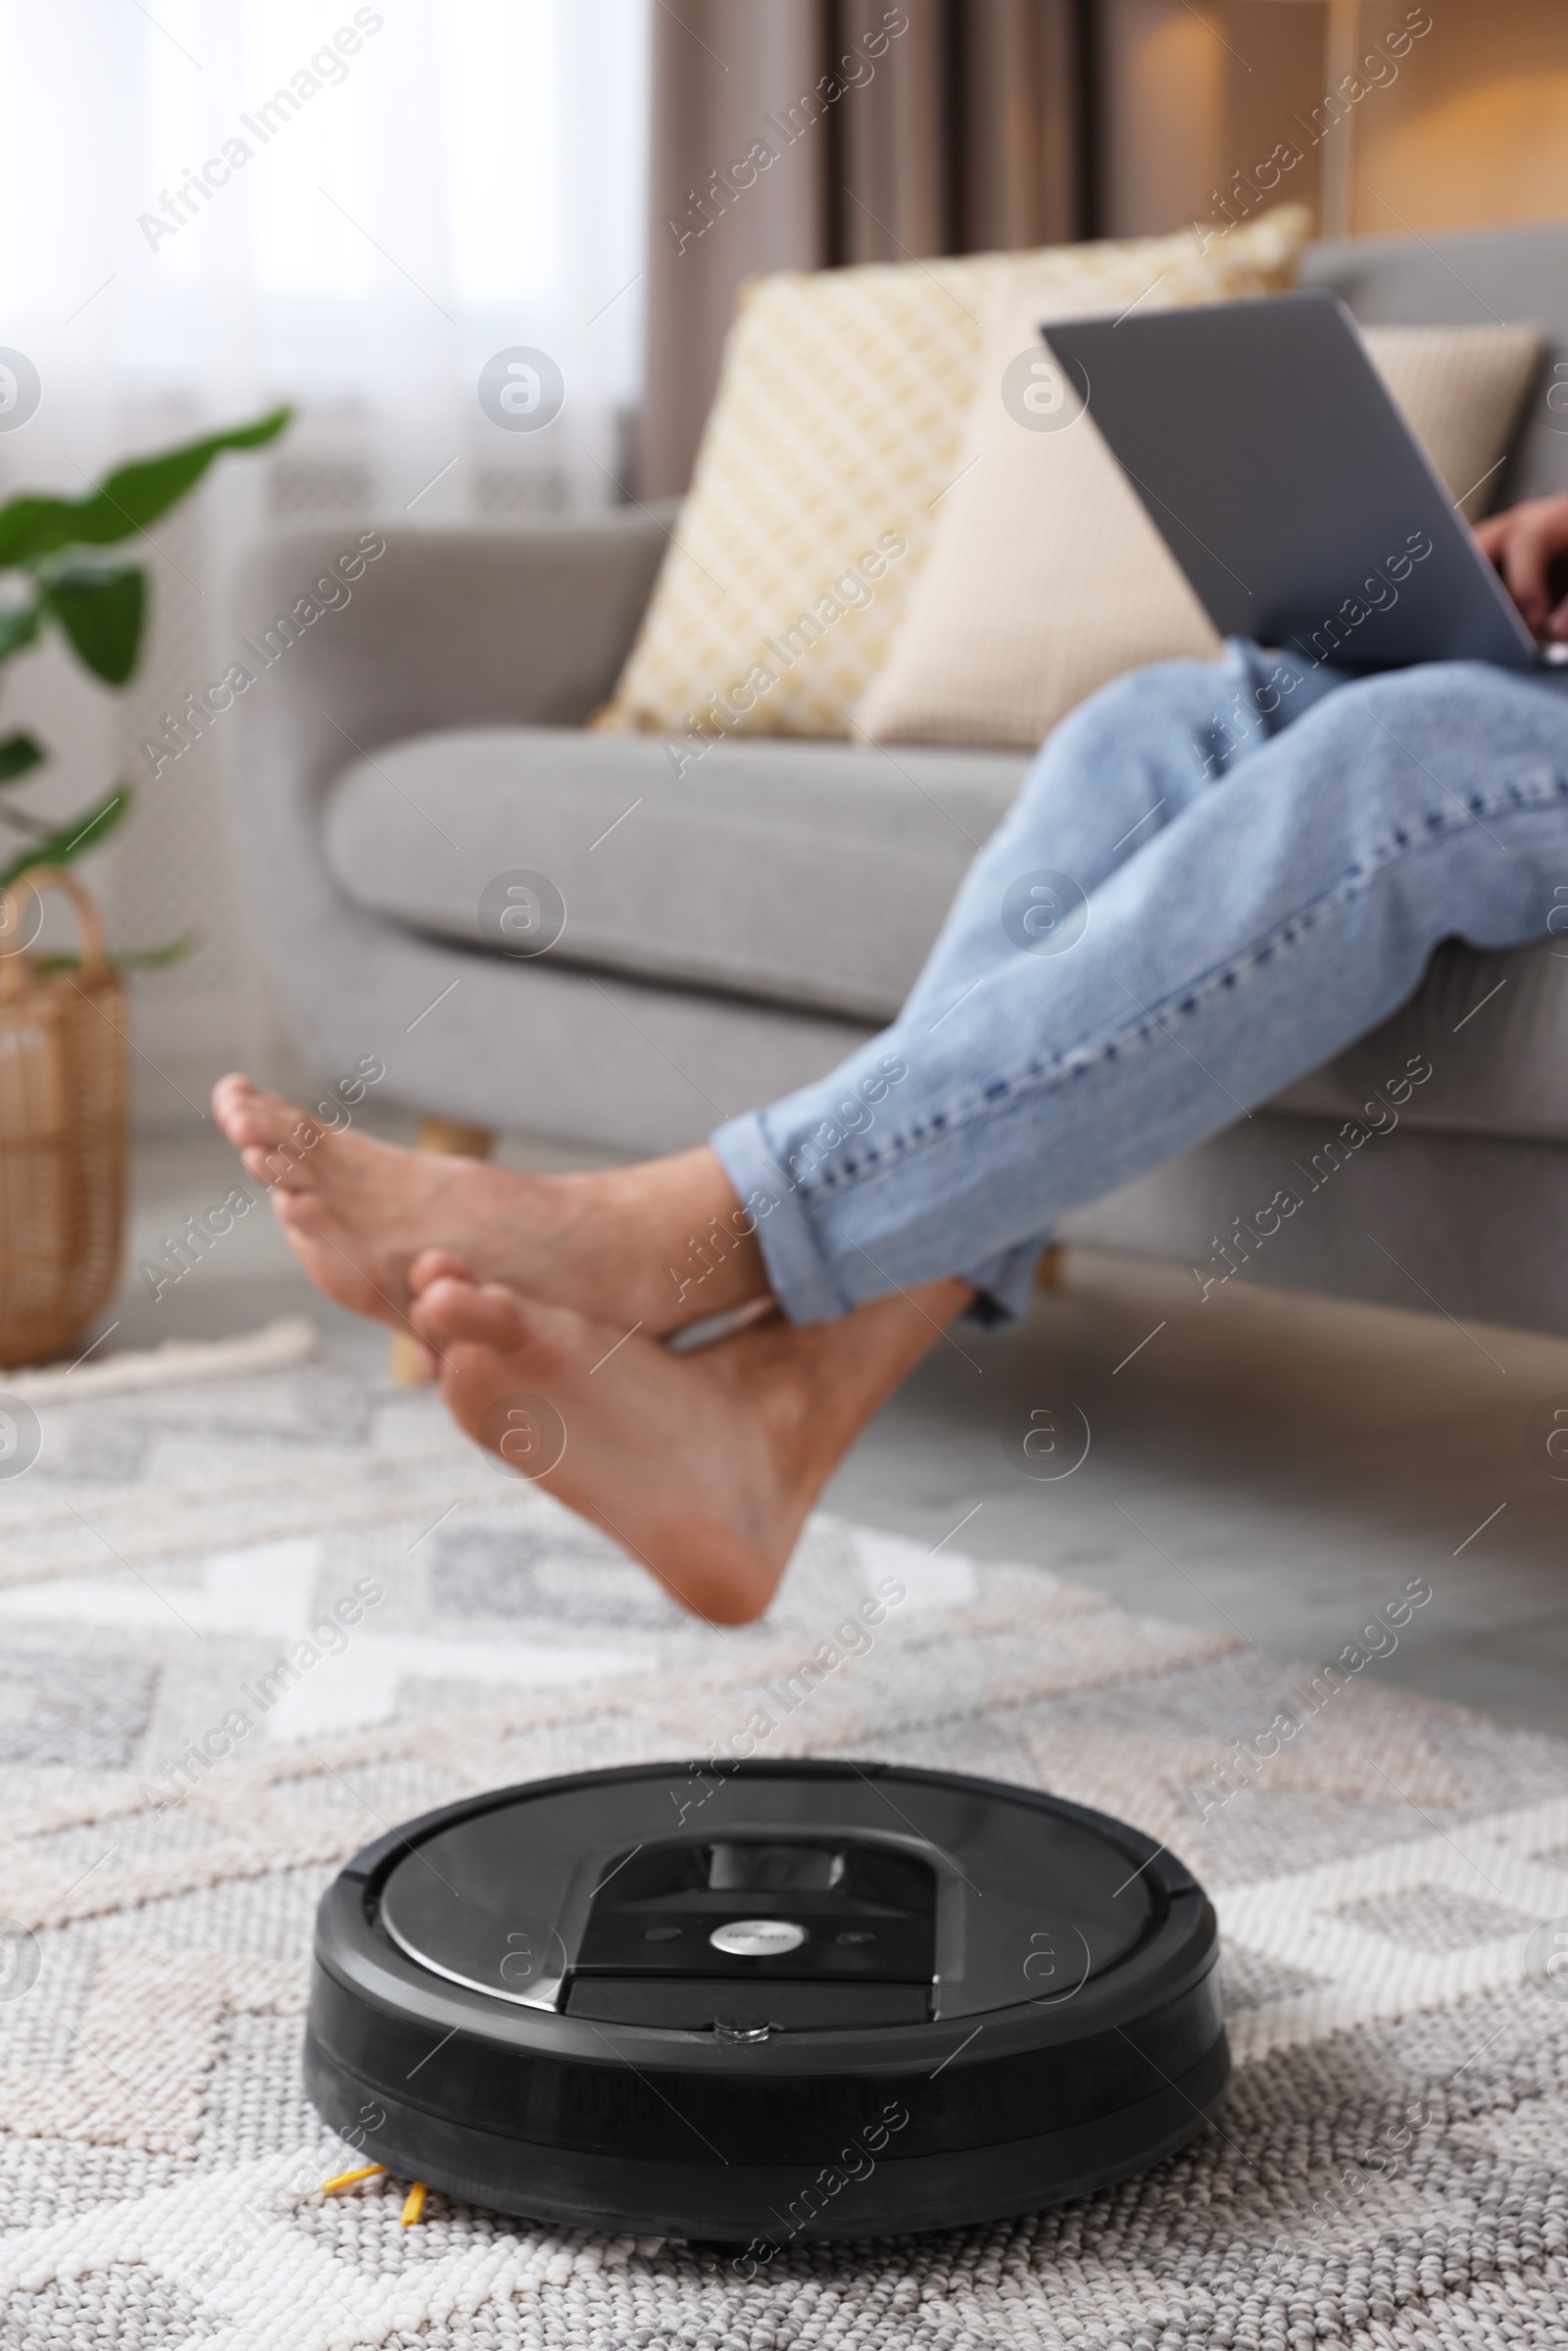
[1042,289,1536,671]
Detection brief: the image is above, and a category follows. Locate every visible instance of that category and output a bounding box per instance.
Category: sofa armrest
[223,506,671,1079]
[228,505,673,768]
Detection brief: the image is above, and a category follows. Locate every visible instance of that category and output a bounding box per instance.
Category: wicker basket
[0,866,127,1369]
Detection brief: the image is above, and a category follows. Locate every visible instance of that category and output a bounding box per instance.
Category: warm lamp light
[1253,0,1362,235]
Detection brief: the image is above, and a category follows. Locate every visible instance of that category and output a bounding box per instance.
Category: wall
[1350,1,1568,234]
[1098,0,1568,243]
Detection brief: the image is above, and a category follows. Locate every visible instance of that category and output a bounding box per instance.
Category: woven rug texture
[1,1326,1567,2349]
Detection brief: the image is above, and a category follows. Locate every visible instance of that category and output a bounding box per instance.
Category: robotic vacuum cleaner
[305,1759,1227,2243]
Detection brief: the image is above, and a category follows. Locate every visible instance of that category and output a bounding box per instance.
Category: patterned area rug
[2,1323,1568,2348]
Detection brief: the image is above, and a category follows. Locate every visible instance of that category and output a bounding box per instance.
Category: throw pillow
[594,207,1311,746]
[854,301,1544,750]
[1364,323,1545,522]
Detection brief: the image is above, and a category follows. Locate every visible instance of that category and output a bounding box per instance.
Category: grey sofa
[229,220,1568,1338]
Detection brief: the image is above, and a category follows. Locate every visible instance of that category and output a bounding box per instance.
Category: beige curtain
[640,0,1091,497]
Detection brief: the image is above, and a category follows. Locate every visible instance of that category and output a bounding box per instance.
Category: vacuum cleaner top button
[710,1919,808,1957]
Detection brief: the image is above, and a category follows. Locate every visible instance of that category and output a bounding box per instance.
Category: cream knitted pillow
[594,208,1310,744]
[1364,323,1545,521]
[854,304,1544,750]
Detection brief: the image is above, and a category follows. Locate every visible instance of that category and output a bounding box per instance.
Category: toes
[438,1337,513,1389]
[224,1107,288,1153]
[240,1123,327,1191]
[273,1190,332,1238]
[414,1276,533,1352]
[242,1144,310,1193]
[216,1076,324,1162]
[409,1247,473,1297]
[211,1073,258,1133]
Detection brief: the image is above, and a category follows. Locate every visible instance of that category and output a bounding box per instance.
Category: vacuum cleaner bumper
[305,1758,1228,2244]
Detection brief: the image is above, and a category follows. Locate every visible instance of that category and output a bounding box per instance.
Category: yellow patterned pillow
[595,207,1309,745]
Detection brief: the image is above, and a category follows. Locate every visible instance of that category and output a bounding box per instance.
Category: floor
[99,1109,1568,1738]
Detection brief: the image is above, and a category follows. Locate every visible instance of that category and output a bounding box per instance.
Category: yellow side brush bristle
[321,2163,387,2195]
[401,2181,428,2227]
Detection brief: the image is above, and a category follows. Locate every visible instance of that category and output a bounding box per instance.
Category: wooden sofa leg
[1036,1244,1064,1290]
[388,1117,496,1386]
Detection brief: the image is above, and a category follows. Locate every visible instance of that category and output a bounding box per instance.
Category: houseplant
[0,405,290,900]
[0,406,291,1366]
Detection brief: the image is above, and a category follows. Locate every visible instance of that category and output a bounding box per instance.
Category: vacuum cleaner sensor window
[306,1759,1227,2242]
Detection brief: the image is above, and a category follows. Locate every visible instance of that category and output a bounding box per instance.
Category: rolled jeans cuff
[710,1111,849,1326]
[959,1241,1046,1328]
[710,1110,1049,1330]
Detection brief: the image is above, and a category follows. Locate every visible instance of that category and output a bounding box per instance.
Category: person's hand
[1474,494,1568,639]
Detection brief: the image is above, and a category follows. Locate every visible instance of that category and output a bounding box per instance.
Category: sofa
[229,219,1568,1339]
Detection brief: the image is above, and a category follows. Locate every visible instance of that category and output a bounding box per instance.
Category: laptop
[1042,287,1561,672]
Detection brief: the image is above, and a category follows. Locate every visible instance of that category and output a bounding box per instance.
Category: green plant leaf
[0,782,131,890]
[0,406,292,568]
[32,932,195,975]
[39,563,145,685]
[111,932,195,971]
[0,602,41,661]
[0,731,44,784]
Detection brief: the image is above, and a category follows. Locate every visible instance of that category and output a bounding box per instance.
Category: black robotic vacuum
[305,1759,1227,2244]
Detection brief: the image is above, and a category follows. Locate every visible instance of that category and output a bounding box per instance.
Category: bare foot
[409,1259,806,1623]
[407,1253,972,1624]
[211,1074,764,1342]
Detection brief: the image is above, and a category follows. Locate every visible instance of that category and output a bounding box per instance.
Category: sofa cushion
[592,207,1307,746]
[321,728,1029,1024]
[1271,934,1568,1146]
[322,732,1568,1148]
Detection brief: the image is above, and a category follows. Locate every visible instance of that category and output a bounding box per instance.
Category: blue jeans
[712,644,1568,1325]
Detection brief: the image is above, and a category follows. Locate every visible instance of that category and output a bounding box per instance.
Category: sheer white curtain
[0,0,649,1119]
[0,0,649,509]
